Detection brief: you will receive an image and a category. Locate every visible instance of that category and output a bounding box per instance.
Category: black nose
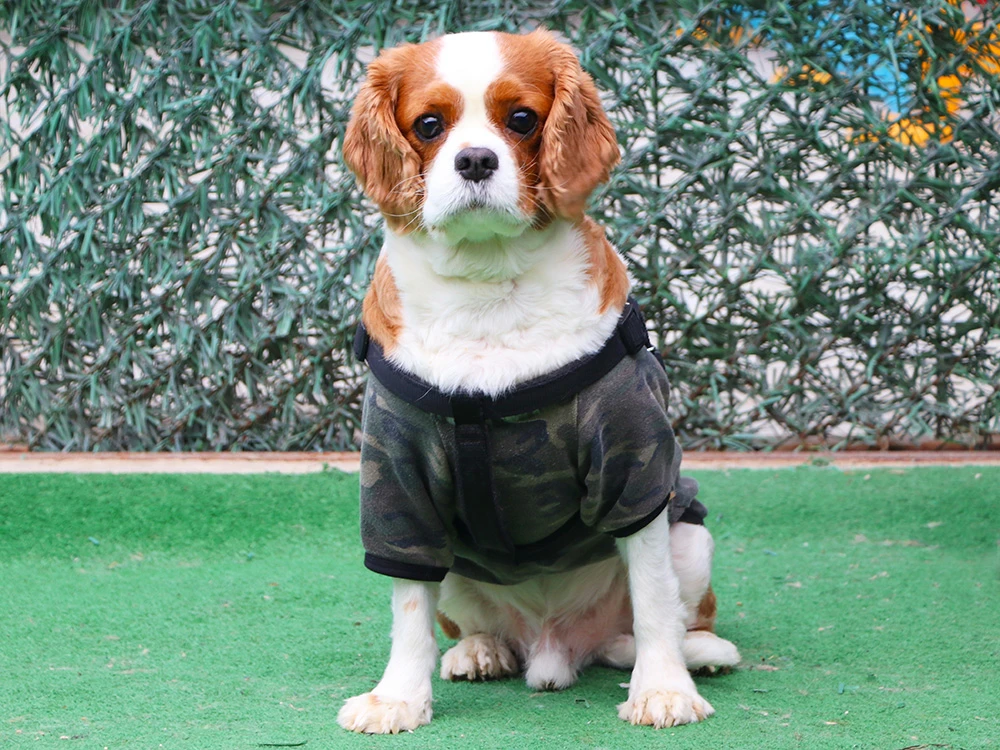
[454,147,499,182]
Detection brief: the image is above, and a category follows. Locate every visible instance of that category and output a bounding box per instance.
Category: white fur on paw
[337,691,431,734]
[525,648,577,691]
[682,631,741,669]
[441,633,518,681]
[617,689,715,728]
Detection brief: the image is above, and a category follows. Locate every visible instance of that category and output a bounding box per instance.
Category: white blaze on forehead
[422,31,524,242]
[436,32,503,121]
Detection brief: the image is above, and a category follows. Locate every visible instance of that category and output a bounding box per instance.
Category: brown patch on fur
[343,39,460,233]
[437,612,462,640]
[690,586,718,633]
[495,29,619,221]
[403,598,419,613]
[578,216,629,314]
[361,256,402,352]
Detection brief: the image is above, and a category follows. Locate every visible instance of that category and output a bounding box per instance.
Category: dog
[337,28,740,734]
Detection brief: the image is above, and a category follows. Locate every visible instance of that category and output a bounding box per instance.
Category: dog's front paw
[338,691,432,734]
[617,688,714,728]
[441,633,518,681]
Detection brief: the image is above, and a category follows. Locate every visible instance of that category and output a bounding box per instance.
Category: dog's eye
[507,108,538,136]
[413,114,445,141]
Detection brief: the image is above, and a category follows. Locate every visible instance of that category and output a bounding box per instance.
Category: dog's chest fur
[383,220,623,396]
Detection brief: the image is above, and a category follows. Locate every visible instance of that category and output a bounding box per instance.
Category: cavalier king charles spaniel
[337,28,739,734]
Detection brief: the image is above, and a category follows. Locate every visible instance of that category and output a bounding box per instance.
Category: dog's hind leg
[670,522,740,669]
[682,630,740,670]
[596,630,740,671]
[441,633,519,681]
[438,573,520,682]
[669,522,716,629]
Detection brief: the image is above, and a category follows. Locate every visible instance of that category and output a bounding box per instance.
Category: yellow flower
[969,29,1000,75]
[887,117,953,146]
[936,74,963,114]
[676,22,750,47]
[769,64,832,87]
[886,9,999,146]
[810,67,833,85]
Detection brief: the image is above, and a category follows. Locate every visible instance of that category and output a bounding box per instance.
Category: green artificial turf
[1,467,998,749]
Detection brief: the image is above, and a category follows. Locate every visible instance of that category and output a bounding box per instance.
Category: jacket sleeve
[578,352,682,538]
[359,378,454,581]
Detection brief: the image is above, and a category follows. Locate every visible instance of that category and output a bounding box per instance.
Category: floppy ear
[343,52,422,221]
[538,37,620,219]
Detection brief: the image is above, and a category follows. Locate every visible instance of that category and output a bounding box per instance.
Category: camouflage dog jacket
[359,345,705,586]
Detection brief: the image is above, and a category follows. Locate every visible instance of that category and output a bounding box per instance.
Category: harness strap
[354,297,657,560]
[354,297,654,420]
[450,400,515,556]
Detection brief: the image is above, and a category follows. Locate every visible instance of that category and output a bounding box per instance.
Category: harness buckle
[618,301,651,355]
[353,323,370,363]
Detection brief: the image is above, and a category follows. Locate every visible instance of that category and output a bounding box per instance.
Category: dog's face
[343,30,619,244]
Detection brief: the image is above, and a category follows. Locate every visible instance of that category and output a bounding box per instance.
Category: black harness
[354,298,699,561]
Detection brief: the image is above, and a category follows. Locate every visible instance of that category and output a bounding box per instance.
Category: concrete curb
[2,451,999,474]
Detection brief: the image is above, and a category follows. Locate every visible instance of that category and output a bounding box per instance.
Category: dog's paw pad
[441,633,518,681]
[617,689,714,728]
[337,692,431,734]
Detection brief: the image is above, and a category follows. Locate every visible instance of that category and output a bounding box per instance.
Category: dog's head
[343,30,619,244]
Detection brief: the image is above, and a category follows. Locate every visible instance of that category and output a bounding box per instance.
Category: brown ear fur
[343,50,422,223]
[538,35,620,218]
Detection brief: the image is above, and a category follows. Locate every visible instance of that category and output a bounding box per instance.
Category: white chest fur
[383,220,625,397]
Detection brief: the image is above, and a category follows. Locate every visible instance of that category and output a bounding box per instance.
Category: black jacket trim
[355,297,654,420]
[605,495,671,539]
[363,553,449,582]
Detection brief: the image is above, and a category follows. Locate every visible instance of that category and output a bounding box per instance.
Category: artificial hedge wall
[1,0,998,450]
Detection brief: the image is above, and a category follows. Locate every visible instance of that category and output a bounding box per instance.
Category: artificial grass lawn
[1,467,998,749]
